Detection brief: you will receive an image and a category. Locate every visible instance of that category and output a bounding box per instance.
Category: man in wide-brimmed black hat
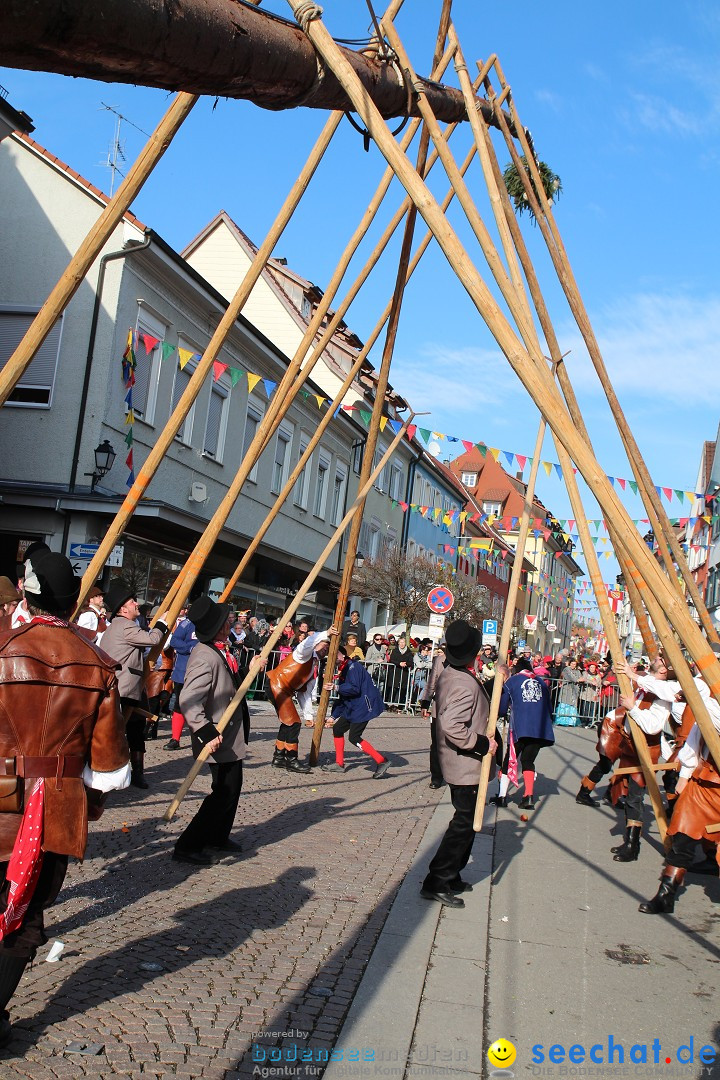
[101,578,170,789]
[172,596,265,866]
[420,620,497,909]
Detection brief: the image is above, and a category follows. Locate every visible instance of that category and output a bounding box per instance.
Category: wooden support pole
[310,1,454,764]
[164,414,413,821]
[281,4,720,737]
[474,419,546,830]
[0,92,197,410]
[153,35,465,618]
[453,47,670,837]
[485,60,719,645]
[73,108,343,617]
[612,763,679,778]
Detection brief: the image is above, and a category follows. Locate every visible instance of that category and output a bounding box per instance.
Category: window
[0,308,62,407]
[461,471,477,487]
[389,463,404,501]
[242,399,264,482]
[483,500,502,517]
[352,441,364,475]
[314,453,331,518]
[133,309,165,423]
[373,446,388,493]
[203,378,230,461]
[170,340,197,444]
[294,434,311,509]
[368,519,382,558]
[271,422,294,495]
[331,465,348,526]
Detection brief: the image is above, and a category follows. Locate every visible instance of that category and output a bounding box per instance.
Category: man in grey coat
[173,596,264,867]
[101,578,170,788]
[421,621,497,908]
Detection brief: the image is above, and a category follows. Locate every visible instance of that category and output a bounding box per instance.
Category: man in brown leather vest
[0,552,129,1047]
[267,626,337,773]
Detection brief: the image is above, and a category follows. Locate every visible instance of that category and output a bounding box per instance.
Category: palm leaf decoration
[503,157,562,221]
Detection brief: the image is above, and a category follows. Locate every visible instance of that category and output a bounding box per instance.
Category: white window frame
[389,462,403,501]
[368,517,382,559]
[0,305,63,408]
[133,308,165,426]
[203,374,231,463]
[483,500,502,517]
[271,420,294,495]
[461,471,477,487]
[373,445,388,493]
[171,338,198,445]
[294,433,312,509]
[313,450,331,519]
[330,464,348,526]
[242,397,264,483]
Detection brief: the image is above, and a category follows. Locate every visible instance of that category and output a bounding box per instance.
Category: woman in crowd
[579,661,602,728]
[555,657,582,726]
[389,634,413,711]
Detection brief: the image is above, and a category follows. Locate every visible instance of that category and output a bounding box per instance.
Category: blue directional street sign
[69,542,100,560]
[482,619,498,637]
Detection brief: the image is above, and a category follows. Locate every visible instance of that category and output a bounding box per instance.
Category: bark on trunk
[0,0,510,129]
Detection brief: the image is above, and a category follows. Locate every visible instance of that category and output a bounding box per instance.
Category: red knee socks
[523,769,535,798]
[334,737,345,767]
[359,739,385,764]
[171,711,185,742]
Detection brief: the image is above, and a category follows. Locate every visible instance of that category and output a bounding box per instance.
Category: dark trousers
[0,852,68,959]
[332,716,369,746]
[175,761,243,854]
[277,721,301,745]
[429,717,443,784]
[122,697,146,753]
[625,777,645,823]
[588,754,613,784]
[423,784,477,892]
[667,832,699,869]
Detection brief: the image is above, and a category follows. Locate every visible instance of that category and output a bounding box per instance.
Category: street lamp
[355,551,365,569]
[85,439,116,491]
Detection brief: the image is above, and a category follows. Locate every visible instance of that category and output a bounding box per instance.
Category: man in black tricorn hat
[420,620,497,908]
[0,551,129,1045]
[172,596,265,867]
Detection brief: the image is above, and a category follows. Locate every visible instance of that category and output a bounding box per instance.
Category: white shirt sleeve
[293,630,328,664]
[628,697,671,735]
[77,610,98,631]
[83,763,132,792]
[634,674,679,704]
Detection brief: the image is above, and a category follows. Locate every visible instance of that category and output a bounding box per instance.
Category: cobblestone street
[1,705,439,1079]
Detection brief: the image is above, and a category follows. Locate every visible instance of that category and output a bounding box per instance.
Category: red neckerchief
[215,640,238,674]
[0,778,45,942]
[29,615,68,627]
[335,655,350,680]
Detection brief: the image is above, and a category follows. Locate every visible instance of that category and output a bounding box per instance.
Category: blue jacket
[169,618,198,683]
[500,672,555,745]
[331,660,385,725]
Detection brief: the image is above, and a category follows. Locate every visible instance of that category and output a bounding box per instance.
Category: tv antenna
[99,103,150,195]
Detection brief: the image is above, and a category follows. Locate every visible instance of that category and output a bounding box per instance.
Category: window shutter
[204,386,223,456]
[0,310,62,402]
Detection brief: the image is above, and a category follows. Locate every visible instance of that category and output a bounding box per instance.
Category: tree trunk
[0,0,510,129]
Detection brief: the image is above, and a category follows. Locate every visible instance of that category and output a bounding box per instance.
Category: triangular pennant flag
[141,333,160,354]
[126,471,135,488]
[515,454,527,471]
[124,409,135,425]
[685,491,695,503]
[161,342,176,361]
[419,427,432,443]
[126,450,134,469]
[662,487,673,502]
[229,368,243,387]
[674,489,685,503]
[503,451,514,468]
[489,447,501,461]
[379,417,388,431]
[407,424,417,441]
[124,428,133,447]
[628,480,638,494]
[607,475,615,486]
[359,410,372,426]
[263,379,277,398]
[178,348,194,370]
[247,373,262,393]
[388,420,401,434]
[542,461,552,476]
[315,395,325,409]
[462,440,474,453]
[553,463,563,481]
[213,361,228,382]
[616,477,626,490]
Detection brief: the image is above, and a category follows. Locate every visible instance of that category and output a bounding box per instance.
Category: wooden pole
[151,35,466,619]
[282,3,720,729]
[0,92,197,410]
[455,47,669,835]
[163,413,413,821]
[73,108,344,617]
[473,419,546,830]
[485,59,719,645]
[310,1,455,764]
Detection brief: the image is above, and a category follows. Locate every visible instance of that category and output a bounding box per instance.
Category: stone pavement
[1,703,442,1079]
[4,719,720,1079]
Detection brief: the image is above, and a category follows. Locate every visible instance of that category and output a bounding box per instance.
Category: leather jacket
[0,621,129,860]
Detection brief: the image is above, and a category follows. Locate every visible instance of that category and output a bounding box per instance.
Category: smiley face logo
[487,1038,516,1069]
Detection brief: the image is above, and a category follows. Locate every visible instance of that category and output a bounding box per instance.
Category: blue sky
[2,0,719,597]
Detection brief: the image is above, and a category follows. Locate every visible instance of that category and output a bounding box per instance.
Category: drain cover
[605,944,650,965]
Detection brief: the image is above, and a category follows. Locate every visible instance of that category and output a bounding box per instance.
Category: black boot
[576,784,597,807]
[612,824,641,862]
[271,748,287,770]
[489,794,507,808]
[130,751,149,789]
[0,954,29,1048]
[285,751,311,774]
[144,719,159,740]
[639,866,685,914]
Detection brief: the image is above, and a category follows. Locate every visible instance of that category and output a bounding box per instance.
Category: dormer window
[301,296,312,320]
